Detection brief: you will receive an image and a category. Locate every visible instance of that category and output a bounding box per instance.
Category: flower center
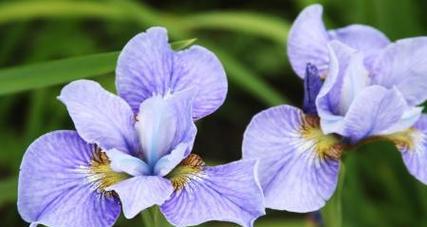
[84,147,129,195]
[167,154,205,190]
[301,115,344,160]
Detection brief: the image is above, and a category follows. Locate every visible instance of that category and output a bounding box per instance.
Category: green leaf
[180,11,290,44]
[170,38,197,50]
[0,0,290,105]
[0,39,197,95]
[0,1,127,25]
[0,51,119,95]
[203,43,288,105]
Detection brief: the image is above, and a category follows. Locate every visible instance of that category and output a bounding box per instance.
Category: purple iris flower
[292,5,427,185]
[18,27,265,227]
[243,4,427,213]
[290,4,426,143]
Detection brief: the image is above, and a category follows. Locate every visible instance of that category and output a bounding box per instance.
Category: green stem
[140,208,153,227]
[140,206,171,227]
[321,162,346,227]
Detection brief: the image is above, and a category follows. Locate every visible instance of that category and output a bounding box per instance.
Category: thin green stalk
[140,209,152,227]
[321,162,345,227]
[140,206,171,227]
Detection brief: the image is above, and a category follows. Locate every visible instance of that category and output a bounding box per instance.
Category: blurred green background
[1,0,427,226]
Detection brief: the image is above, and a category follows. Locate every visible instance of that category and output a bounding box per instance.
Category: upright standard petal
[386,115,427,184]
[18,131,121,227]
[287,4,329,78]
[106,176,174,219]
[59,80,139,154]
[328,24,390,55]
[316,41,359,134]
[342,86,419,142]
[135,89,197,167]
[116,27,227,119]
[242,105,341,212]
[372,37,427,105]
[174,46,228,119]
[161,158,265,227]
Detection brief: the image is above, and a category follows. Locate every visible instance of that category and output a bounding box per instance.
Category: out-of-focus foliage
[0,0,426,226]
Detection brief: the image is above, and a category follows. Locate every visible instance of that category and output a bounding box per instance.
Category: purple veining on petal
[316,41,421,142]
[287,4,329,78]
[161,158,265,227]
[372,37,427,106]
[287,4,390,79]
[59,80,140,155]
[242,105,341,212]
[18,131,121,227]
[116,27,227,120]
[106,176,174,219]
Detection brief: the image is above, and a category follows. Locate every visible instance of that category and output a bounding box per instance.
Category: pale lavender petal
[393,115,427,184]
[135,89,196,166]
[106,176,173,219]
[373,37,427,105]
[328,24,390,54]
[160,160,265,227]
[287,4,329,78]
[174,46,228,120]
[332,46,370,115]
[342,86,410,142]
[257,153,339,212]
[105,149,150,176]
[379,107,423,135]
[316,41,356,134]
[18,131,120,227]
[242,105,340,212]
[116,27,173,110]
[154,142,191,176]
[116,27,227,119]
[58,80,139,154]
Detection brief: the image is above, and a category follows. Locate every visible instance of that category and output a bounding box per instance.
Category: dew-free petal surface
[59,80,139,154]
[18,131,120,227]
[161,160,265,227]
[243,105,340,212]
[116,27,227,119]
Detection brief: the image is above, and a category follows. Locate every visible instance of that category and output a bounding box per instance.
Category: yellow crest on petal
[78,147,129,196]
[300,115,344,160]
[385,128,424,152]
[167,154,205,190]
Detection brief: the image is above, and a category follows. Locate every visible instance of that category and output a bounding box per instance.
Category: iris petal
[135,89,196,167]
[373,37,427,106]
[328,24,390,63]
[288,5,390,79]
[342,86,419,142]
[287,4,329,78]
[106,176,174,219]
[161,159,265,227]
[242,105,341,212]
[59,80,139,154]
[386,115,427,184]
[18,131,121,227]
[105,149,150,176]
[116,27,227,120]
